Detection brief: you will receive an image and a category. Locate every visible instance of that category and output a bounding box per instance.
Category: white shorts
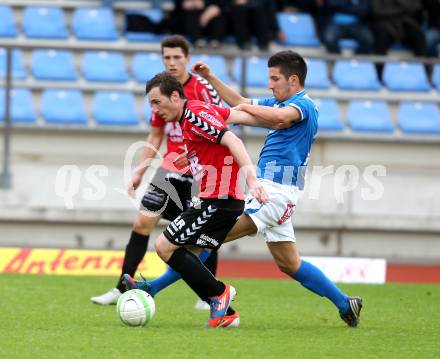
[244,179,298,243]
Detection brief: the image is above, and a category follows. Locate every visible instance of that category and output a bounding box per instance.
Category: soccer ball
[116,289,155,327]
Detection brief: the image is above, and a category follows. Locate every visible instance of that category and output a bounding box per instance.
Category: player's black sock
[167,247,225,299]
[116,231,149,292]
[204,250,218,276]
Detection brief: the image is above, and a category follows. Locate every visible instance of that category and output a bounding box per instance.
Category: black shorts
[164,197,245,250]
[140,167,194,221]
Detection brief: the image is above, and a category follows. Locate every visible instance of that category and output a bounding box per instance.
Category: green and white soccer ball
[116,289,155,327]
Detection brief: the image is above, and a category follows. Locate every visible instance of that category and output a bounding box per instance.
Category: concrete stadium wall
[1,127,440,263]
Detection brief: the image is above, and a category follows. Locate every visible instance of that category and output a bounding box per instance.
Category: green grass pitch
[1,274,439,359]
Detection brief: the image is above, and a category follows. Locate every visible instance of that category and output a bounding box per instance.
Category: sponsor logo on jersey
[198,110,223,127]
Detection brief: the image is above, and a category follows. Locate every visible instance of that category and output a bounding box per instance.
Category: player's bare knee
[133,213,156,235]
[276,257,301,276]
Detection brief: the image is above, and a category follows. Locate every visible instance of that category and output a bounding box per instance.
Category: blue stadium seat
[338,38,358,50]
[347,100,394,133]
[41,90,87,125]
[0,48,26,79]
[398,102,440,134]
[234,56,267,87]
[315,98,344,131]
[305,59,330,89]
[277,13,320,47]
[432,64,440,91]
[73,8,117,40]
[31,50,77,81]
[383,62,431,92]
[0,6,16,37]
[190,54,230,83]
[82,51,128,82]
[0,89,36,123]
[93,92,139,126]
[333,60,381,91]
[125,8,165,42]
[132,52,164,83]
[23,6,67,39]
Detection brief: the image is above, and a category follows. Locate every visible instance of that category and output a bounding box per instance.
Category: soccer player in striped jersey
[91,35,223,308]
[126,71,267,327]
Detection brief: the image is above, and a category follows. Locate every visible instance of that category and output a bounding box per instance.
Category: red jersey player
[91,35,225,307]
[124,71,267,328]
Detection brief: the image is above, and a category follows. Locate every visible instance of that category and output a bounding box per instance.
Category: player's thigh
[140,168,189,221]
[224,214,258,243]
[266,241,301,275]
[132,211,161,235]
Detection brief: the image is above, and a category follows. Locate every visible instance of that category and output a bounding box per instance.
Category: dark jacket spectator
[423,0,440,57]
[369,0,427,57]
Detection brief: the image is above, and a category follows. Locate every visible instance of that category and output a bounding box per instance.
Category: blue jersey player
[128,50,363,327]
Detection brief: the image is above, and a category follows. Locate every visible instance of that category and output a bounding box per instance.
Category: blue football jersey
[252,90,318,189]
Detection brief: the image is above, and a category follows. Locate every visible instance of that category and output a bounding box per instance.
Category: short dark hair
[161,34,190,57]
[145,71,185,99]
[268,50,307,86]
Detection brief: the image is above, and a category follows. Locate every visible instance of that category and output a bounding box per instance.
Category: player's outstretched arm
[234,103,301,130]
[192,61,251,107]
[220,131,268,204]
[128,126,164,195]
[227,108,279,129]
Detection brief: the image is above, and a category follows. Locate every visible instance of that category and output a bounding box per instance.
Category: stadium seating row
[1,88,440,134]
[0,5,320,48]
[2,48,440,92]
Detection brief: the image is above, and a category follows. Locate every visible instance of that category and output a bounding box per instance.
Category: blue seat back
[41,90,87,124]
[0,89,36,123]
[0,6,16,37]
[306,59,330,89]
[347,100,394,132]
[23,6,67,39]
[31,50,77,81]
[333,60,380,90]
[73,8,117,40]
[190,54,229,83]
[82,51,128,82]
[93,91,139,126]
[277,13,320,47]
[132,52,164,83]
[383,62,431,92]
[0,48,26,79]
[315,98,344,131]
[398,102,440,134]
[234,56,268,87]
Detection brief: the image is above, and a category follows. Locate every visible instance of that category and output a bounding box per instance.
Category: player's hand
[127,173,143,197]
[232,103,249,112]
[192,61,211,78]
[248,177,268,204]
[173,146,189,167]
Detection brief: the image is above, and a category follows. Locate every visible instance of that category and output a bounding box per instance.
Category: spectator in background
[423,0,440,57]
[315,0,374,54]
[369,0,427,57]
[170,0,226,48]
[228,0,284,51]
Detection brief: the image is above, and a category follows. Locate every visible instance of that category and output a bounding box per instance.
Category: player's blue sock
[292,260,349,314]
[147,249,211,296]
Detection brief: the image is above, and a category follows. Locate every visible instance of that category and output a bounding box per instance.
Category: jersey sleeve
[184,105,228,144]
[194,75,223,106]
[252,97,277,107]
[151,112,165,127]
[210,104,231,121]
[288,98,310,122]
